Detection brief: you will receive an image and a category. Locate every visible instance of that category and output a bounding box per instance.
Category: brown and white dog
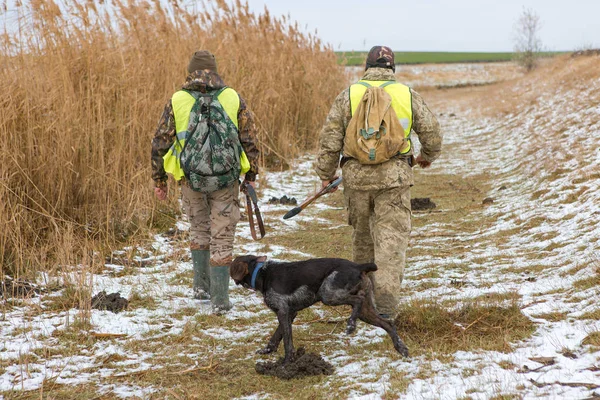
[230,255,409,364]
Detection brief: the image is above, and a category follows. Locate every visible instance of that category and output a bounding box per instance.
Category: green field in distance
[336,51,561,65]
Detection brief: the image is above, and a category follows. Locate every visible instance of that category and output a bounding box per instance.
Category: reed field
[0,0,345,278]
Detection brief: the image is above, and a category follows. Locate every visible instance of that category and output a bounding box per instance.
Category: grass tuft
[582,331,600,348]
[395,298,535,356]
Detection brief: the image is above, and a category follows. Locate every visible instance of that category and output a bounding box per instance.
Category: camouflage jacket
[314,67,442,190]
[151,70,260,188]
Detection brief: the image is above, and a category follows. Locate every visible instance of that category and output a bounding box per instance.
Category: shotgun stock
[283,177,343,220]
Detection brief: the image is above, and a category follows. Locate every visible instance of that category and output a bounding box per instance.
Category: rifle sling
[243,184,265,240]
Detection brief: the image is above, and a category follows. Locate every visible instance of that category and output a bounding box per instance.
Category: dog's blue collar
[250,262,265,289]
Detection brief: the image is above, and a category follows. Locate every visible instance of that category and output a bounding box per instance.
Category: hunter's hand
[322,177,339,193]
[154,186,167,201]
[415,154,432,169]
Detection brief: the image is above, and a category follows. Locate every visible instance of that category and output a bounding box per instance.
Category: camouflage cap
[365,45,395,72]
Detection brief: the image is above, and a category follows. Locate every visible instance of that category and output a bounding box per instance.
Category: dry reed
[0,0,345,278]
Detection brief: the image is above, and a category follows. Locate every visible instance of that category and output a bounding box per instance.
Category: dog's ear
[230,259,249,283]
[257,255,267,263]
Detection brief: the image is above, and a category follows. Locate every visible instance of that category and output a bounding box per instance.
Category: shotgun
[283,177,343,220]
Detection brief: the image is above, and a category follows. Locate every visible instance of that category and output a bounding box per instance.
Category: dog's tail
[358,262,377,273]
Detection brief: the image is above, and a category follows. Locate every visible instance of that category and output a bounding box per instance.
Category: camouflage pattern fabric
[314,66,442,316]
[180,89,242,193]
[315,67,442,190]
[344,185,411,316]
[181,181,241,266]
[151,70,259,189]
[366,46,395,72]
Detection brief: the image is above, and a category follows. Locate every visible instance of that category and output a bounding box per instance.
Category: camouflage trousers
[344,185,411,316]
[181,181,241,266]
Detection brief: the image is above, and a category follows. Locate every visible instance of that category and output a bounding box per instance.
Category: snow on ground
[2,62,600,399]
[397,68,600,399]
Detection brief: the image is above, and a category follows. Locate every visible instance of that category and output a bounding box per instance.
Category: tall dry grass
[0,0,345,277]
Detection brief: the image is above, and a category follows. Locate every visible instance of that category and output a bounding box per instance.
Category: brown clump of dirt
[268,195,297,205]
[255,347,334,379]
[0,277,41,298]
[91,291,129,313]
[411,197,437,210]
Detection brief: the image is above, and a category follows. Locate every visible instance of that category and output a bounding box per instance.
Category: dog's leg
[257,311,297,355]
[344,291,365,335]
[322,290,365,334]
[358,281,409,357]
[277,308,295,364]
[319,275,366,334]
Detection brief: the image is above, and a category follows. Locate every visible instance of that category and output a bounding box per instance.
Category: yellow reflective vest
[163,87,251,181]
[349,80,413,154]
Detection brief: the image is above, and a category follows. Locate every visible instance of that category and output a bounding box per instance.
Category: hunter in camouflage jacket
[314,61,443,317]
[151,70,259,189]
[315,67,442,189]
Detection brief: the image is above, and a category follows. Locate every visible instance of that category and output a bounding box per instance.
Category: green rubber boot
[191,250,210,300]
[209,265,232,314]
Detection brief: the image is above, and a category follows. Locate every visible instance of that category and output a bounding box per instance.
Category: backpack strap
[182,87,228,101]
[182,89,200,100]
[357,81,396,88]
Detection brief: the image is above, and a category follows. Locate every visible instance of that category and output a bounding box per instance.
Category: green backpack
[179,88,242,193]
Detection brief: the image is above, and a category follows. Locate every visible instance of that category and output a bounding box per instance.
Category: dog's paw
[345,322,356,335]
[397,344,409,358]
[256,346,276,355]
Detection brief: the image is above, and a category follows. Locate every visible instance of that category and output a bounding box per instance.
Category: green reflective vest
[349,80,413,154]
[163,87,250,181]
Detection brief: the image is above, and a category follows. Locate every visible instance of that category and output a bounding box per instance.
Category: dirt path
[406,101,506,300]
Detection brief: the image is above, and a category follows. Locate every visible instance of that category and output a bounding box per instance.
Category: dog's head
[231,255,267,288]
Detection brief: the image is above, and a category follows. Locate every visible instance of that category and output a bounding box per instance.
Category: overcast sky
[244,0,600,52]
[2,1,598,52]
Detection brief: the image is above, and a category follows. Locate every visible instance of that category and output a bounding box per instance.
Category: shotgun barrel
[283,177,342,220]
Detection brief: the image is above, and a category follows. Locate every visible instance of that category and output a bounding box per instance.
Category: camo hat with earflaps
[365,45,395,72]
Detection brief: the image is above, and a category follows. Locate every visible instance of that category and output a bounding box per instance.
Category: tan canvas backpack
[343,82,408,165]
